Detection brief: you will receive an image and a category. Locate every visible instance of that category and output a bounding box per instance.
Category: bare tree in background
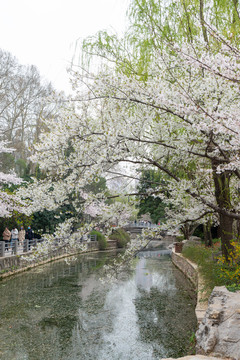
[0,49,61,174]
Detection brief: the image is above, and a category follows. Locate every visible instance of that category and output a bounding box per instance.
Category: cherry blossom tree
[22,34,240,260]
[17,1,240,261]
[0,137,23,217]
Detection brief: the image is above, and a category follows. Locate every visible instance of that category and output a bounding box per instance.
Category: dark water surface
[0,248,197,360]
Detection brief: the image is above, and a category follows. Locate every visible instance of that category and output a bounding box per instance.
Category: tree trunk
[219,213,234,259]
[212,159,234,259]
[233,0,239,23]
[204,221,212,247]
[181,223,190,240]
[237,220,240,239]
[199,0,209,45]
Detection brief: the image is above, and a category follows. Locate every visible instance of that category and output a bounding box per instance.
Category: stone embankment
[171,247,240,360]
[0,240,117,279]
[196,286,240,359]
[171,248,208,323]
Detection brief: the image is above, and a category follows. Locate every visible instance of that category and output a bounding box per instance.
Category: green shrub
[109,228,130,248]
[183,244,240,292]
[217,241,240,288]
[90,230,107,250]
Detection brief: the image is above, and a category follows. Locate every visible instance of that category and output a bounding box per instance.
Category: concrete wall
[171,249,208,323]
[172,250,198,288]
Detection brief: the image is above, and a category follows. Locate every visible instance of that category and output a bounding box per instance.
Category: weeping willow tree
[78,0,240,78]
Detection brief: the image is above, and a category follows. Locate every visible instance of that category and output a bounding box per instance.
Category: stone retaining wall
[107,240,118,249]
[0,255,22,273]
[171,249,208,323]
[172,250,198,288]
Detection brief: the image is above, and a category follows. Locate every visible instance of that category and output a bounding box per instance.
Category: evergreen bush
[90,230,107,250]
[109,228,130,248]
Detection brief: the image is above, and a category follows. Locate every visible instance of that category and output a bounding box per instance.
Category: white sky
[0,0,130,93]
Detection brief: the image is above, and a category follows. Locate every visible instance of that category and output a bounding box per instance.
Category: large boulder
[196,286,240,359]
[189,236,202,242]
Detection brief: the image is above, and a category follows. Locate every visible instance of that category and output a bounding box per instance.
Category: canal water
[0,246,197,360]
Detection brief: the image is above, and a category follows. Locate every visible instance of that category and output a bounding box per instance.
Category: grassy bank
[182,242,240,294]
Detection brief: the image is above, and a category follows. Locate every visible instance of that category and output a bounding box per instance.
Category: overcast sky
[0,0,130,93]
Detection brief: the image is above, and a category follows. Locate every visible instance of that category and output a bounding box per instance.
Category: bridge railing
[0,238,46,257]
[127,221,159,228]
[80,234,97,242]
[0,233,98,258]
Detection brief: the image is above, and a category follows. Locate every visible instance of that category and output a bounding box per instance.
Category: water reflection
[0,250,196,360]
